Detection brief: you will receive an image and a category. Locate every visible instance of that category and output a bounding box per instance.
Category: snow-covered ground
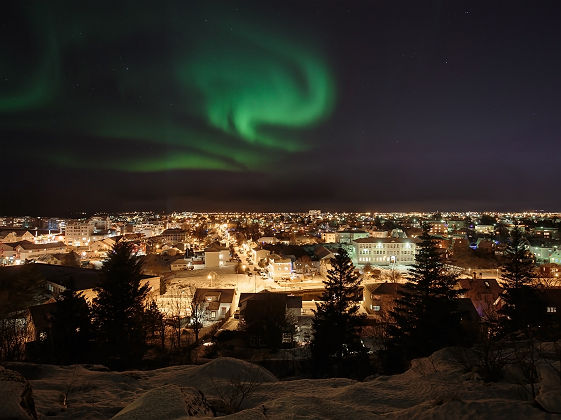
[2,347,560,419]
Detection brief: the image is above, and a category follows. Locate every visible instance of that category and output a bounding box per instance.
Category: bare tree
[533,268,559,288]
[211,369,262,414]
[189,288,207,345]
[164,289,189,350]
[385,267,402,283]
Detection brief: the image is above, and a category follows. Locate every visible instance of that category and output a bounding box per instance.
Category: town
[1,210,560,361]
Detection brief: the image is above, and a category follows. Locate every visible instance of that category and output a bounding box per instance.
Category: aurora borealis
[1,3,334,173]
[3,1,561,213]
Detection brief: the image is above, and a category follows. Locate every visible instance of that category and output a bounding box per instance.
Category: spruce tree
[311,248,366,376]
[92,241,149,366]
[52,286,91,363]
[499,227,541,333]
[387,228,463,367]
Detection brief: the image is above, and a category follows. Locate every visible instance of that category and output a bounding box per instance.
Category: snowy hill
[1,347,560,419]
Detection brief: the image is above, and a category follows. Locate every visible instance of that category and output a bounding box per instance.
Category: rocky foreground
[1,347,561,419]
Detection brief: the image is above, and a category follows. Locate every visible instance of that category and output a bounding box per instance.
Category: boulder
[535,360,561,413]
[112,384,213,419]
[0,366,37,420]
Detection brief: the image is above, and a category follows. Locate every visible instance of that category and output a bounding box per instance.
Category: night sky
[2,1,561,215]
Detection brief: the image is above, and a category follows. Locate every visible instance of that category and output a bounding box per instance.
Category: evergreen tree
[387,228,463,368]
[51,285,91,363]
[311,248,366,376]
[499,227,541,333]
[92,241,150,366]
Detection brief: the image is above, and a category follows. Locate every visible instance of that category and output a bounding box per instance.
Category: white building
[204,245,230,268]
[257,236,278,245]
[12,241,67,262]
[353,237,417,266]
[475,224,495,235]
[251,247,270,264]
[268,254,293,279]
[65,220,95,246]
[193,288,236,325]
[321,232,337,243]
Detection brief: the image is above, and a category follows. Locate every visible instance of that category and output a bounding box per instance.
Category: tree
[385,267,402,283]
[143,299,165,350]
[499,227,541,334]
[386,228,464,370]
[190,291,206,344]
[0,265,47,361]
[92,241,150,366]
[51,286,91,363]
[311,248,366,376]
[242,293,291,349]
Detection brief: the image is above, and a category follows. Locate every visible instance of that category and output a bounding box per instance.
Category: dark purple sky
[1,1,561,215]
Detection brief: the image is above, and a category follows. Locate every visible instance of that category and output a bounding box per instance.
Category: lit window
[547,306,557,313]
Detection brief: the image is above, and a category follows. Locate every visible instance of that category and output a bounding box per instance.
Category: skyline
[2,1,561,213]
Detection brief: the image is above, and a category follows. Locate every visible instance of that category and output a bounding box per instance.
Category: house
[293,257,319,276]
[170,258,191,271]
[160,228,188,244]
[530,226,559,240]
[492,287,561,327]
[537,263,561,281]
[369,230,390,238]
[0,243,16,264]
[0,230,34,244]
[257,236,278,245]
[458,278,503,318]
[529,240,558,263]
[8,241,67,262]
[0,264,160,304]
[320,232,337,243]
[204,245,230,268]
[456,298,481,338]
[193,288,236,325]
[336,229,369,244]
[540,288,561,318]
[267,254,293,279]
[237,292,303,346]
[89,238,117,254]
[475,225,495,235]
[27,302,59,343]
[549,250,561,264]
[314,246,336,277]
[237,292,303,319]
[427,221,448,237]
[251,247,270,264]
[362,282,406,319]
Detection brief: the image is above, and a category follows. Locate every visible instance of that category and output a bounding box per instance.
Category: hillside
[1,347,560,419]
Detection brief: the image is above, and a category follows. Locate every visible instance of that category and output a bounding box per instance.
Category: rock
[112,384,214,419]
[535,361,561,413]
[0,366,37,420]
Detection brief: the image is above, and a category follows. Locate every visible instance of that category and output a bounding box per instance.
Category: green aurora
[0,5,335,172]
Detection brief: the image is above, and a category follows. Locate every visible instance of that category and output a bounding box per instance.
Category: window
[211,311,217,318]
[372,305,381,311]
[547,306,557,313]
